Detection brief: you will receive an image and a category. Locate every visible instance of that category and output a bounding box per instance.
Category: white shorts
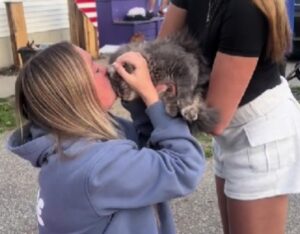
[213,78,300,200]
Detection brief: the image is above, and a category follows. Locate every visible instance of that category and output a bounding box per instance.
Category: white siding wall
[0,0,69,38]
[0,1,10,37]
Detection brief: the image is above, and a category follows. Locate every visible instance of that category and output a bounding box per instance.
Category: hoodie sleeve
[113,98,153,148]
[87,101,206,216]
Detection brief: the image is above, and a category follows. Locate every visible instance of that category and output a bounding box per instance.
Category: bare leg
[227,195,288,234]
[215,176,230,234]
[216,176,288,234]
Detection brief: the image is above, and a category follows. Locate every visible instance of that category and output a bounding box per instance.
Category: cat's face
[107,42,148,101]
[107,65,138,101]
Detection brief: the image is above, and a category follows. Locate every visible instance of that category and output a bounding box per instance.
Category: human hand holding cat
[113,52,159,107]
[108,30,219,133]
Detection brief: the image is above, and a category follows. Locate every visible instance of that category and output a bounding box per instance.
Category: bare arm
[206,52,258,136]
[158,3,187,38]
[148,0,156,12]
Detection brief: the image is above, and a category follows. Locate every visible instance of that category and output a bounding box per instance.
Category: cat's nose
[107,65,116,79]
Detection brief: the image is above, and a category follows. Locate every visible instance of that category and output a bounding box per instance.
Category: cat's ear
[156,83,176,96]
[166,83,176,96]
[155,84,168,94]
[124,62,135,73]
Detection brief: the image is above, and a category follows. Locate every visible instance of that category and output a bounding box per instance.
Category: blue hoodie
[7,100,205,234]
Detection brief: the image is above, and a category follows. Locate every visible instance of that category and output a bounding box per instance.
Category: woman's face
[76,47,116,110]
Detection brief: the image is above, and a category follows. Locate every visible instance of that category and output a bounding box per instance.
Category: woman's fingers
[115,52,146,68]
[112,52,150,86]
[112,61,132,82]
[112,51,159,106]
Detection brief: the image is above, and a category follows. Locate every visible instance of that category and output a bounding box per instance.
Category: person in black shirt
[158,0,209,38]
[159,1,300,234]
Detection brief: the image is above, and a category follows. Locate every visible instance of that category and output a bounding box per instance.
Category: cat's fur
[107,30,219,133]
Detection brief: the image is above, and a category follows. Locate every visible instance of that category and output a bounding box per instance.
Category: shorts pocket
[244,115,296,173]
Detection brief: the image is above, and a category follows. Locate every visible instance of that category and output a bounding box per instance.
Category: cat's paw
[181,106,198,122]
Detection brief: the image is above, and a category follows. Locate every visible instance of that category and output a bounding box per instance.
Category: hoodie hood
[7,123,55,167]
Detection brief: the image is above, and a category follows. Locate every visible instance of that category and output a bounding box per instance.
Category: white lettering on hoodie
[36,190,45,227]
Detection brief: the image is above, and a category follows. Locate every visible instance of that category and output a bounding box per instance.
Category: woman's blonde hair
[15,42,119,142]
[252,0,291,62]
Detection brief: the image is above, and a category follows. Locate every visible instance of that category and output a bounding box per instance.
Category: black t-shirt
[171,0,210,39]
[171,0,281,106]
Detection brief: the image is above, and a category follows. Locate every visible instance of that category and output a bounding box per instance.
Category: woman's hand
[113,52,159,107]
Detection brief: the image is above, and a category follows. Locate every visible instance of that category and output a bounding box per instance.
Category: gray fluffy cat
[107,30,219,133]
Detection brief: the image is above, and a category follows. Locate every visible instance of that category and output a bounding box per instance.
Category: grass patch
[0,97,16,133]
[291,87,300,101]
[196,133,213,158]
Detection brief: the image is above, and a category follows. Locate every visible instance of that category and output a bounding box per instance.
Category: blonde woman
[7,42,205,234]
[160,0,300,234]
